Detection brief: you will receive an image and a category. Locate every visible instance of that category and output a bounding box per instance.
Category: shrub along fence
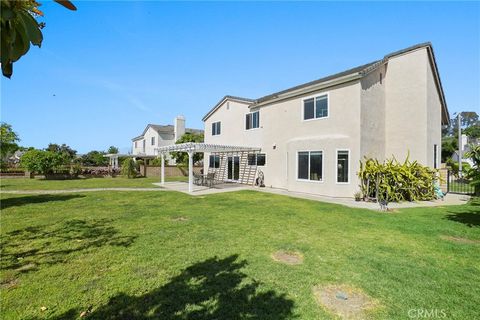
[358,156,437,202]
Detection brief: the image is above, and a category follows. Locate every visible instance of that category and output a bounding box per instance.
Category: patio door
[227,156,240,181]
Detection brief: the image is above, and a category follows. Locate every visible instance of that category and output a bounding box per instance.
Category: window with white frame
[209,155,220,168]
[212,122,221,136]
[337,150,349,183]
[245,111,260,130]
[151,136,155,146]
[247,153,266,166]
[298,151,323,181]
[303,94,328,120]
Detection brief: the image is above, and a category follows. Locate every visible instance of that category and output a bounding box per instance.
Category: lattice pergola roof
[155,142,261,154]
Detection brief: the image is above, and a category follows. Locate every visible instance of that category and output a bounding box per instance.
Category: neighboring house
[451,134,479,167]
[132,115,203,163]
[202,43,450,197]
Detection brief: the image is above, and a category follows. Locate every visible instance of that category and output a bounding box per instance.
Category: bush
[465,145,480,196]
[20,150,66,175]
[446,159,471,176]
[358,156,437,202]
[121,158,138,178]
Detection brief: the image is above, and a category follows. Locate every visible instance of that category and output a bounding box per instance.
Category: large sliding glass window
[212,122,221,136]
[303,94,328,120]
[337,150,349,183]
[246,111,260,130]
[209,155,220,168]
[298,151,323,181]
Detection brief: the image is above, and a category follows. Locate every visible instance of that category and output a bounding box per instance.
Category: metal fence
[447,170,475,195]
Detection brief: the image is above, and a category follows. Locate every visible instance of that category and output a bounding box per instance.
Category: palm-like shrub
[358,156,437,202]
[465,145,480,196]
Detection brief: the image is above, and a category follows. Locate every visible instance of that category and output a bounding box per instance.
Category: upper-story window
[245,111,260,130]
[134,141,137,148]
[151,137,155,146]
[303,94,328,120]
[212,121,221,136]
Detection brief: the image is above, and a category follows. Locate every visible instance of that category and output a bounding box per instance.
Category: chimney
[174,115,186,142]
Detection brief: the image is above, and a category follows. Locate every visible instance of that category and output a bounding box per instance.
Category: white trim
[296,150,324,183]
[335,149,350,184]
[301,92,330,122]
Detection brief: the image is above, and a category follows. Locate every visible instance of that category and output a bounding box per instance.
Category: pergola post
[188,151,193,193]
[160,153,165,185]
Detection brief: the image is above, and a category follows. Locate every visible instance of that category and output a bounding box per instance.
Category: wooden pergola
[156,142,261,193]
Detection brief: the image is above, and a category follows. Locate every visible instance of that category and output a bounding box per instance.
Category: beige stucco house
[202,43,450,197]
[132,116,203,163]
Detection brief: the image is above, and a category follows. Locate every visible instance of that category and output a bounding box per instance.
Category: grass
[1,187,479,319]
[0,176,187,191]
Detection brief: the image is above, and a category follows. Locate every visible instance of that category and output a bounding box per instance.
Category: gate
[447,170,475,195]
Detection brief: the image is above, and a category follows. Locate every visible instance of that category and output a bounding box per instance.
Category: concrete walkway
[1,187,164,194]
[256,187,471,209]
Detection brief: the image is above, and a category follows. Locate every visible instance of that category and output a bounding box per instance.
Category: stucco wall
[360,65,386,161]
[385,48,428,164]
[426,58,442,168]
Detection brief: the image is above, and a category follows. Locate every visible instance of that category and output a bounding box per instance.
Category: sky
[1,1,479,154]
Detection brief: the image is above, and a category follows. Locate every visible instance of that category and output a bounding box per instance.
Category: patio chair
[205,172,215,188]
[193,173,203,186]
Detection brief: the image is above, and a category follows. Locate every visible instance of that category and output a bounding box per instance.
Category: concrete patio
[153,181,471,210]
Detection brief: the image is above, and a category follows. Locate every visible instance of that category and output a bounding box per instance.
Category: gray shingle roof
[132,124,203,141]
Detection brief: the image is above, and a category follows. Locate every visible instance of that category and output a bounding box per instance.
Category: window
[298,151,323,181]
[212,122,221,135]
[209,155,220,168]
[151,136,155,146]
[135,141,137,148]
[434,144,438,169]
[303,94,328,120]
[248,153,266,166]
[246,111,260,130]
[337,150,349,183]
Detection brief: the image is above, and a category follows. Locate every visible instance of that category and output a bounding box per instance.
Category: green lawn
[0,176,187,191]
[1,188,479,319]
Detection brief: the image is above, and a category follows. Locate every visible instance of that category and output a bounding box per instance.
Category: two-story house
[202,43,449,198]
[132,115,203,163]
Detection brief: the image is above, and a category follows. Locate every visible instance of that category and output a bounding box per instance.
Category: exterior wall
[426,58,442,168]
[204,82,362,198]
[360,65,386,161]
[132,139,144,155]
[385,48,429,164]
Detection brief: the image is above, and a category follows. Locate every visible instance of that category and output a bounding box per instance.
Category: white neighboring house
[132,116,203,164]
[202,43,450,198]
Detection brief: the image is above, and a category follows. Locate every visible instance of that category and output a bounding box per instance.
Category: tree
[0,122,20,160]
[81,150,108,166]
[1,0,76,78]
[464,123,480,139]
[47,143,77,160]
[121,158,138,179]
[107,146,119,154]
[171,132,204,166]
[20,149,65,174]
[441,136,457,163]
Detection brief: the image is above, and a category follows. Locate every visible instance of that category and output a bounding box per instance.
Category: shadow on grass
[0,194,85,210]
[50,255,295,320]
[446,207,480,228]
[1,219,136,273]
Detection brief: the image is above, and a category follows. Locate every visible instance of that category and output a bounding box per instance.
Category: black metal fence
[447,170,475,195]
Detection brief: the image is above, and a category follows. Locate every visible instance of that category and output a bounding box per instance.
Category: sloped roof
[132,124,203,141]
[202,42,449,125]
